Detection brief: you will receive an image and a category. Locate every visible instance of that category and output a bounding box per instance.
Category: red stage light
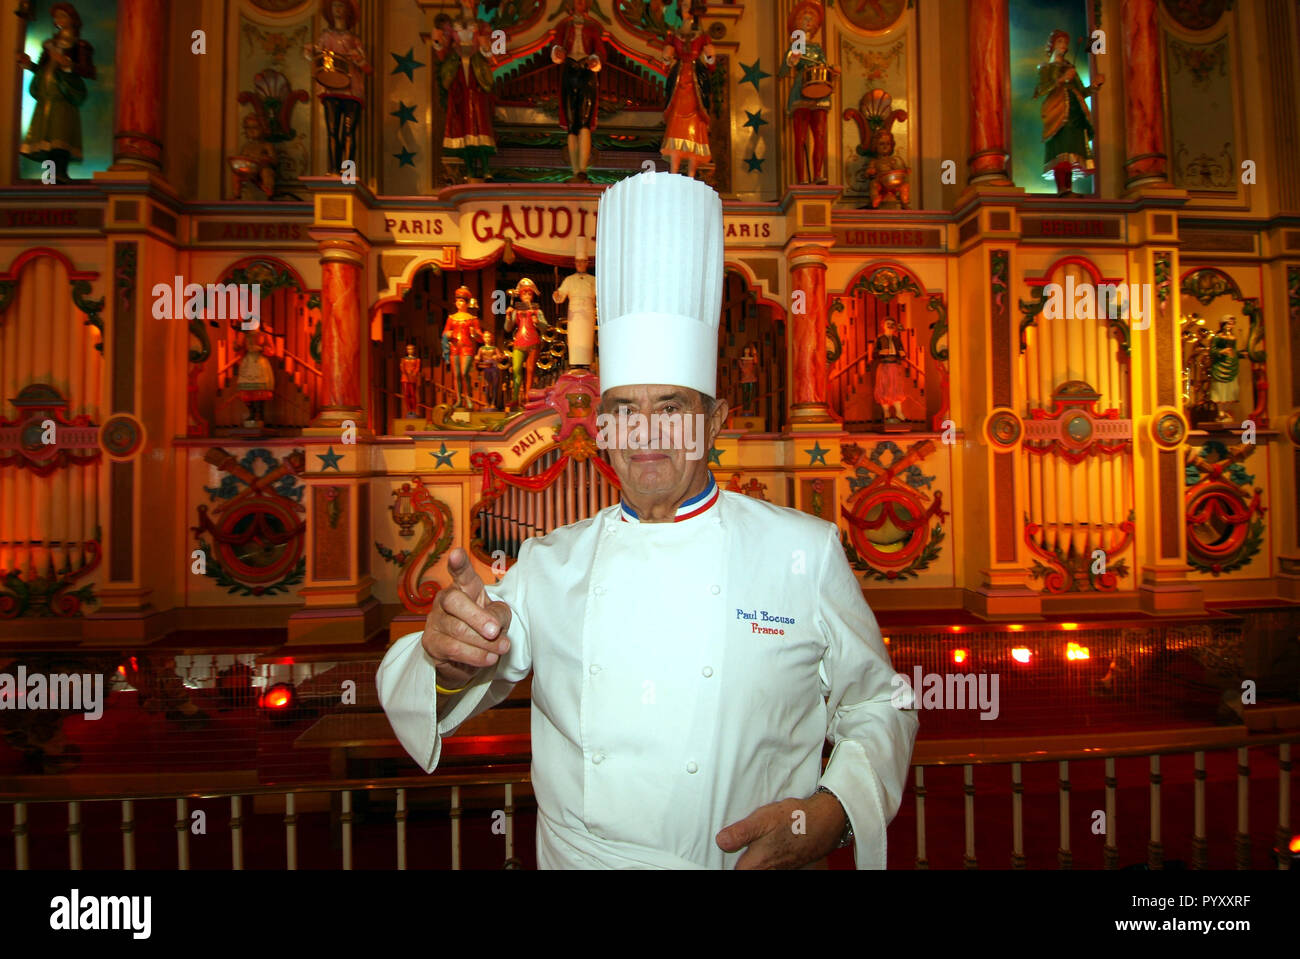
[1008,624,1024,632]
[1060,622,1080,631]
[1066,641,1091,661]
[1290,835,1300,854]
[952,649,968,664]
[261,684,295,710]
[949,625,963,634]
[1011,647,1031,663]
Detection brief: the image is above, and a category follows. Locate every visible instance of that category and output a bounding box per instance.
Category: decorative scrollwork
[848,266,922,303]
[1180,267,1242,306]
[70,279,105,352]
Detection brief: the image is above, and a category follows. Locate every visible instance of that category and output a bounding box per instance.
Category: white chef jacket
[376,484,918,869]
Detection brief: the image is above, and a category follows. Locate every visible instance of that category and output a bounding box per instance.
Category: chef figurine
[378,172,918,870]
[504,278,549,408]
[552,238,597,368]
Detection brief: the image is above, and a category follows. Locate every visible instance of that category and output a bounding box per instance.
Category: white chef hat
[596,171,724,398]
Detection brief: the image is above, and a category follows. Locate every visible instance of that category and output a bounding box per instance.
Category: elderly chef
[377,171,918,869]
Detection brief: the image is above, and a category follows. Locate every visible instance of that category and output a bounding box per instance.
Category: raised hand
[422,548,514,691]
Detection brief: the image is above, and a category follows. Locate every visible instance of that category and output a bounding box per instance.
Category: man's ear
[708,395,729,441]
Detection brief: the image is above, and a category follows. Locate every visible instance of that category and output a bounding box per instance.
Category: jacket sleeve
[375,541,534,773]
[813,524,919,869]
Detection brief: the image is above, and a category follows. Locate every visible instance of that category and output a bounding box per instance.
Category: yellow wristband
[436,682,468,695]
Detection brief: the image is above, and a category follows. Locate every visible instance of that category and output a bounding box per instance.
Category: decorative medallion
[836,0,907,33]
[1160,0,1230,32]
[1152,408,1188,450]
[192,447,306,596]
[839,439,947,581]
[0,384,101,475]
[99,414,146,460]
[1023,381,1131,464]
[1184,439,1265,576]
[986,408,1022,449]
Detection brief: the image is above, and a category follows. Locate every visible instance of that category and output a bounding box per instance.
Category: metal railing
[4,730,1295,870]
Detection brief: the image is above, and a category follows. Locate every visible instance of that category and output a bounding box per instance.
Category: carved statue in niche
[1032,28,1104,197]
[550,0,607,182]
[844,89,909,208]
[872,316,908,425]
[18,2,95,184]
[1206,315,1245,424]
[1181,316,1214,419]
[229,112,279,198]
[235,328,277,428]
[475,330,508,410]
[736,343,760,416]
[505,278,550,408]
[443,285,485,409]
[778,1,837,184]
[305,0,371,175]
[658,0,715,178]
[432,0,499,182]
[399,344,421,417]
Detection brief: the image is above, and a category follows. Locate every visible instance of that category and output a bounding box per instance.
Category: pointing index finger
[447,547,487,605]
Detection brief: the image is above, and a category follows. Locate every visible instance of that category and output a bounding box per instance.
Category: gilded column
[1120,0,1168,189]
[111,0,168,170]
[788,244,833,425]
[313,237,366,428]
[967,0,1012,185]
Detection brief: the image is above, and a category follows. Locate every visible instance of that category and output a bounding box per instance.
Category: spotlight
[1011,647,1031,664]
[952,649,968,664]
[1060,622,1080,631]
[260,683,296,711]
[1066,641,1091,661]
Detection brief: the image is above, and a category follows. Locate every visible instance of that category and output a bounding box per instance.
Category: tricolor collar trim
[620,474,719,524]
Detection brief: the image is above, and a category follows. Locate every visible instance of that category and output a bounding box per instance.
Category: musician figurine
[778,1,838,185]
[229,112,279,199]
[505,278,550,408]
[18,2,96,184]
[304,0,371,174]
[872,316,907,425]
[737,343,760,416]
[553,238,597,368]
[235,328,277,428]
[399,343,422,417]
[474,330,507,411]
[550,0,607,182]
[443,285,484,409]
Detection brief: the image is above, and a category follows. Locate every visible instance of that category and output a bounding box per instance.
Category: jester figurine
[432,0,499,182]
[1033,29,1104,197]
[442,286,484,409]
[18,2,95,184]
[505,278,550,408]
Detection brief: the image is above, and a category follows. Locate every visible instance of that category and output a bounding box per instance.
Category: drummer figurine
[304,0,371,174]
[778,1,838,184]
[505,278,550,408]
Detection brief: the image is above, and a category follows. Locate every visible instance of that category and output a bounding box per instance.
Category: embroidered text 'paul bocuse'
[737,608,796,635]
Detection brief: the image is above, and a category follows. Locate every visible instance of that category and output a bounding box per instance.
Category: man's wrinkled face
[599,384,720,499]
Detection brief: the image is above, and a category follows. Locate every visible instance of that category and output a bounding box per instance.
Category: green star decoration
[394,147,417,167]
[391,101,417,125]
[430,442,456,468]
[391,48,425,81]
[708,446,723,466]
[743,109,768,131]
[317,446,343,471]
[739,59,771,91]
[805,442,829,466]
[744,154,765,172]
